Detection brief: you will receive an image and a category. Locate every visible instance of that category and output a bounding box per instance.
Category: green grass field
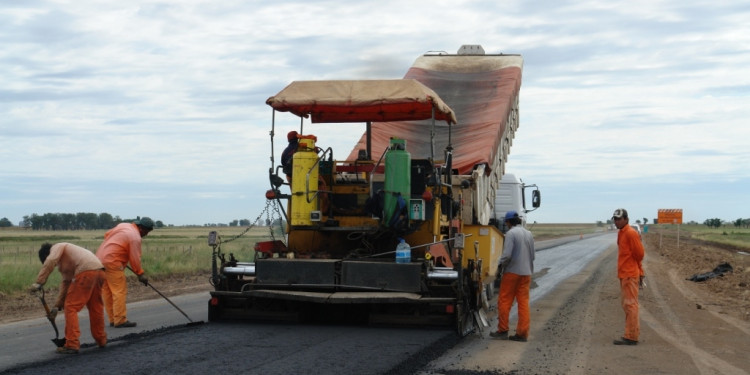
[0,225,282,295]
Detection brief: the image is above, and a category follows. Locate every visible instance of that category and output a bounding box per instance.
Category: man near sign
[611,208,645,345]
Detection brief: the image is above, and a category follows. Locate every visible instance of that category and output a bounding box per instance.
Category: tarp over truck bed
[347,53,523,177]
[266,79,457,124]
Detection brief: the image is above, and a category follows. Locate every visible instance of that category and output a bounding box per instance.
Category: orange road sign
[658,209,683,224]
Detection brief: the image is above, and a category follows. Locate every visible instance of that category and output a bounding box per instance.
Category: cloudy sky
[2,1,748,226]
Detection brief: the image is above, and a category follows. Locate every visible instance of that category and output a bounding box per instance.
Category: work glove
[137,273,149,286]
[48,307,58,320]
[28,283,42,294]
[639,276,646,290]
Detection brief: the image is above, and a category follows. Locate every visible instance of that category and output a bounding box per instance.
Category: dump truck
[207,45,539,335]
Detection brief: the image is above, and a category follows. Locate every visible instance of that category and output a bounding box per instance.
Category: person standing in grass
[611,208,645,345]
[30,242,107,354]
[96,217,153,328]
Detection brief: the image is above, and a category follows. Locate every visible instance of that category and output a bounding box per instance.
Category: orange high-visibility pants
[497,272,531,338]
[101,265,129,326]
[63,269,107,350]
[620,277,640,341]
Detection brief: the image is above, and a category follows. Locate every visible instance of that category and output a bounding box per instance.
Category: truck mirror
[532,190,541,208]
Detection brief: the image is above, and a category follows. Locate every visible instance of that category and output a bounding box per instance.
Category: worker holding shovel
[30,243,107,354]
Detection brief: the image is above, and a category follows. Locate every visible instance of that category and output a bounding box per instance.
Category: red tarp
[266,79,457,124]
[346,55,523,175]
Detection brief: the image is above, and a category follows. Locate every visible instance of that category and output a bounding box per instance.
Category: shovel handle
[37,289,61,339]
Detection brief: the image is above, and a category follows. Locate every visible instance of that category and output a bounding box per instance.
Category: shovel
[36,288,66,347]
[126,266,204,327]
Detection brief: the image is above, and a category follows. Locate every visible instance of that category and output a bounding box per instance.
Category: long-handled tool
[36,288,66,347]
[126,266,204,327]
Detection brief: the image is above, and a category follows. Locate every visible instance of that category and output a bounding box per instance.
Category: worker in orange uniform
[96,217,153,328]
[29,243,107,354]
[611,208,645,345]
[491,210,535,342]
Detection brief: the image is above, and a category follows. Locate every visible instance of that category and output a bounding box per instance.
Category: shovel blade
[52,338,66,347]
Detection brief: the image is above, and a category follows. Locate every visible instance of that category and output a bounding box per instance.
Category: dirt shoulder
[422,228,750,374]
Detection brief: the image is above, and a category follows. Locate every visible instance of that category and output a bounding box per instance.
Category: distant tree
[229,219,239,227]
[239,219,251,226]
[703,218,722,228]
[99,213,115,229]
[155,220,165,228]
[0,217,12,227]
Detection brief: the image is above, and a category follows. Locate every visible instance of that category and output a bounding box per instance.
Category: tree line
[0,212,165,230]
[0,214,271,229]
[704,218,750,229]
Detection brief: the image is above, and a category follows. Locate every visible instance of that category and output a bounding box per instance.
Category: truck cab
[494,173,541,231]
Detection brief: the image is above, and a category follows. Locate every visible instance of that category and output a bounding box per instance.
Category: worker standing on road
[612,208,645,345]
[29,243,107,354]
[96,217,153,328]
[491,210,535,342]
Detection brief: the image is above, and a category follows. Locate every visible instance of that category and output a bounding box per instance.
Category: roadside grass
[0,226,281,295]
[654,224,750,250]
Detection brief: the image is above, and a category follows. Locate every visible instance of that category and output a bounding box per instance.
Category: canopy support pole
[366,121,372,160]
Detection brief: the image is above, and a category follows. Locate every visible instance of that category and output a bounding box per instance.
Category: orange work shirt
[617,224,644,279]
[96,223,145,275]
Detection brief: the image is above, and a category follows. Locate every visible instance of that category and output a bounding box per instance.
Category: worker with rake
[96,217,152,328]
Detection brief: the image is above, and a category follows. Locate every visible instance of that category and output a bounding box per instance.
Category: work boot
[109,322,114,327]
[613,337,638,345]
[489,331,508,339]
[508,334,528,342]
[56,347,79,354]
[115,321,137,328]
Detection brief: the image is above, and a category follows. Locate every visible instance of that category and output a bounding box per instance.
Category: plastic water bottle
[395,238,411,264]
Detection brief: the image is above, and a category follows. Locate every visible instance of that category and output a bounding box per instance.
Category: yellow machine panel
[462,224,504,280]
[290,137,319,226]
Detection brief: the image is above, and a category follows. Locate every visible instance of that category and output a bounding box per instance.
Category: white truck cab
[493,173,540,231]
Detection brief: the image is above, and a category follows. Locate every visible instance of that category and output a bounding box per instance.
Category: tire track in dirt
[641,258,748,375]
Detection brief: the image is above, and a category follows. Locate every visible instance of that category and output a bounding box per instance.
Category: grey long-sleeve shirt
[498,225,535,275]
